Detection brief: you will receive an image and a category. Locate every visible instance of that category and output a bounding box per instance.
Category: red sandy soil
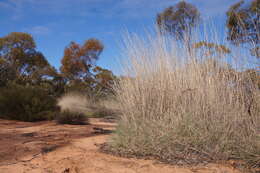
[0,118,243,173]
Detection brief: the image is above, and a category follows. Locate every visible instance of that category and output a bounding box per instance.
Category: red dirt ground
[0,118,244,173]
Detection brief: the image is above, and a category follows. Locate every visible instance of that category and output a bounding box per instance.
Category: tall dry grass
[107,31,260,167]
[57,93,92,114]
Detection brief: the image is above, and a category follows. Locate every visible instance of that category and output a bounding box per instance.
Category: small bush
[89,98,120,118]
[0,84,57,122]
[56,110,88,125]
[57,93,119,119]
[57,93,91,114]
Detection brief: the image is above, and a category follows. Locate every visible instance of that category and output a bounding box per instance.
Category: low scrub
[0,84,57,121]
[56,93,90,124]
[91,106,118,118]
[107,32,260,168]
[91,99,120,118]
[57,93,91,114]
[58,93,118,119]
[56,110,88,125]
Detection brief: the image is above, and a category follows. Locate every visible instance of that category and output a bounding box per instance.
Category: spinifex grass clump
[107,32,260,167]
[56,93,90,125]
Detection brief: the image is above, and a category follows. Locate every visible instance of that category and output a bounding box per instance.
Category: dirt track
[0,118,242,173]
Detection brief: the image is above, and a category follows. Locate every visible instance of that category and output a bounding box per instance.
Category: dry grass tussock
[57,93,119,120]
[57,93,92,114]
[56,93,91,124]
[107,31,260,168]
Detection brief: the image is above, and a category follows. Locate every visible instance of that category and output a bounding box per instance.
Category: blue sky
[0,0,241,74]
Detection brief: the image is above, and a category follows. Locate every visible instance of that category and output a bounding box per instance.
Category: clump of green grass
[107,31,260,168]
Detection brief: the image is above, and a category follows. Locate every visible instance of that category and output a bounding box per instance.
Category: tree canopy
[0,32,55,84]
[193,41,231,57]
[156,1,200,40]
[226,0,259,58]
[92,66,117,97]
[60,39,104,81]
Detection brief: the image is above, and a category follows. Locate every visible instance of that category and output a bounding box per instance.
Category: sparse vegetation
[57,93,118,120]
[56,110,88,125]
[0,0,259,172]
[56,93,89,124]
[91,106,118,118]
[57,93,91,114]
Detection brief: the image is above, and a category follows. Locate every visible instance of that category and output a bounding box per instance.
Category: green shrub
[0,84,57,121]
[56,110,88,125]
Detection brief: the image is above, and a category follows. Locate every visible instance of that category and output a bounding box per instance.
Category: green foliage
[56,110,88,125]
[92,66,117,98]
[0,62,16,87]
[59,39,117,98]
[62,66,116,99]
[157,1,200,40]
[0,32,56,85]
[0,84,57,122]
[0,32,116,123]
[226,0,259,58]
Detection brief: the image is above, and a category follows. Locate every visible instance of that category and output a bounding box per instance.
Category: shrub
[91,106,117,118]
[56,110,88,125]
[107,31,260,168]
[89,97,120,118]
[0,84,57,121]
[57,93,119,119]
[57,93,91,114]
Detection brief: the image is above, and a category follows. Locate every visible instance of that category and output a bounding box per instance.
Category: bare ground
[0,118,243,173]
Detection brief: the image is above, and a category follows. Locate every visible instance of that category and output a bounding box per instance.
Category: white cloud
[27,26,51,35]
